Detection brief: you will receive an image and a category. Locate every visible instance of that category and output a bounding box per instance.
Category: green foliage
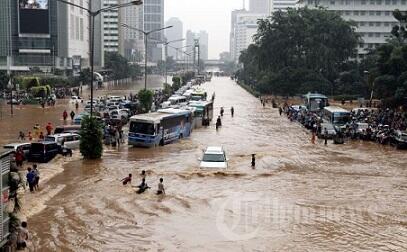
[79,116,103,159]
[238,7,359,96]
[172,76,181,91]
[30,85,51,97]
[163,83,173,97]
[0,71,9,90]
[20,77,40,90]
[105,52,142,79]
[138,89,154,113]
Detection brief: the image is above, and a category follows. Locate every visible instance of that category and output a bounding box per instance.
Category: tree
[238,7,359,96]
[104,52,142,79]
[0,71,9,91]
[172,76,181,91]
[79,116,103,159]
[138,89,153,113]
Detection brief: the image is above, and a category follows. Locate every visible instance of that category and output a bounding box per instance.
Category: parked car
[54,125,81,134]
[3,143,31,159]
[29,142,60,163]
[70,96,82,103]
[318,123,336,139]
[199,146,228,169]
[45,133,81,149]
[7,99,22,105]
[390,130,407,149]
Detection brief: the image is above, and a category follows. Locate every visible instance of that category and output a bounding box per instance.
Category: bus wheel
[159,139,164,146]
[179,134,183,139]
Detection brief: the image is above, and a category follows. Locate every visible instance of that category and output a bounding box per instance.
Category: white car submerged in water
[199,146,228,169]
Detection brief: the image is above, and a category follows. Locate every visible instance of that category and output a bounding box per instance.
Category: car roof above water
[205,146,224,154]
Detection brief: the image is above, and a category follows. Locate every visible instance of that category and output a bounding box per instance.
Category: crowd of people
[282,102,407,147]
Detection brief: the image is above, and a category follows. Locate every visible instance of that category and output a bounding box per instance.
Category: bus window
[130,121,155,135]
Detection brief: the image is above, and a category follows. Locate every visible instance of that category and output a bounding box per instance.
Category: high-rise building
[186,30,209,61]
[300,0,403,57]
[0,0,93,73]
[230,9,267,62]
[120,0,144,62]
[250,0,272,14]
[144,0,164,62]
[198,30,209,61]
[272,0,298,12]
[103,0,120,53]
[165,17,184,60]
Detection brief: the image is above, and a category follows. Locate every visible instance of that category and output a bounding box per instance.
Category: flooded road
[2,77,406,251]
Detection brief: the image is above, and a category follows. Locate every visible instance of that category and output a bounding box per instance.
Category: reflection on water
[2,77,406,251]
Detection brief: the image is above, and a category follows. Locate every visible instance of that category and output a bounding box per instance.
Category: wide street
[7,77,404,251]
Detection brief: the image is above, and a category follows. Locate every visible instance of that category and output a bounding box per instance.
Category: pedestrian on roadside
[75,101,79,110]
[220,107,224,117]
[18,131,25,141]
[28,132,32,141]
[157,178,165,195]
[63,110,68,121]
[70,110,75,121]
[311,131,316,144]
[279,107,283,116]
[251,154,256,168]
[324,128,328,145]
[231,106,234,117]
[216,116,222,130]
[46,122,53,135]
[115,128,120,147]
[33,164,40,190]
[39,132,44,140]
[16,221,29,250]
[15,147,24,167]
[26,167,36,192]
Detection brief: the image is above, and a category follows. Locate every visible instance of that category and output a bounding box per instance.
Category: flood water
[1,77,406,251]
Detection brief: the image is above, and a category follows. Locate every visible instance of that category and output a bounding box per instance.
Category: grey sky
[165,0,247,59]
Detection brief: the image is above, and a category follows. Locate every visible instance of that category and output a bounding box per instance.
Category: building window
[70,14,75,39]
[361,11,366,16]
[375,33,381,37]
[376,11,381,16]
[369,11,375,16]
[80,18,84,41]
[361,0,367,3]
[345,11,351,15]
[359,43,365,48]
[376,22,381,26]
[402,0,406,4]
[354,11,359,15]
[370,0,375,4]
[384,22,389,26]
[330,0,335,4]
[345,0,350,4]
[369,22,374,26]
[385,11,390,16]
[80,0,83,14]
[368,44,373,48]
[76,16,80,40]
[385,0,391,4]
[376,0,382,4]
[360,22,366,26]
[368,33,374,37]
[392,0,398,4]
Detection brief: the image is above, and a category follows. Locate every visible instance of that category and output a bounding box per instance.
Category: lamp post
[7,78,13,116]
[167,45,192,73]
[121,23,173,90]
[162,39,184,84]
[57,0,143,116]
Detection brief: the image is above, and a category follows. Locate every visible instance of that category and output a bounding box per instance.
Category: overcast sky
[165,0,247,59]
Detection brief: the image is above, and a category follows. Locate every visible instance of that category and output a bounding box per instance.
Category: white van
[45,133,81,149]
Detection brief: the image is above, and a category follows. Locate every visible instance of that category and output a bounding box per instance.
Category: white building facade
[273,0,298,11]
[250,0,273,13]
[165,17,184,60]
[120,0,144,62]
[301,0,404,56]
[103,0,120,53]
[230,11,267,62]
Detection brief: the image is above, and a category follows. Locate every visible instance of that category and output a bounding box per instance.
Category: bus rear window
[130,122,155,135]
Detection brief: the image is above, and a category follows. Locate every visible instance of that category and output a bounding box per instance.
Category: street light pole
[162,39,184,84]
[57,0,143,116]
[121,23,173,90]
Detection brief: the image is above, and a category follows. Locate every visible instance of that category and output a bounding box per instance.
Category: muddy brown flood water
[0,77,406,251]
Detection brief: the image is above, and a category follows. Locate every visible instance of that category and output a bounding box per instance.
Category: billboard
[19,0,49,34]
